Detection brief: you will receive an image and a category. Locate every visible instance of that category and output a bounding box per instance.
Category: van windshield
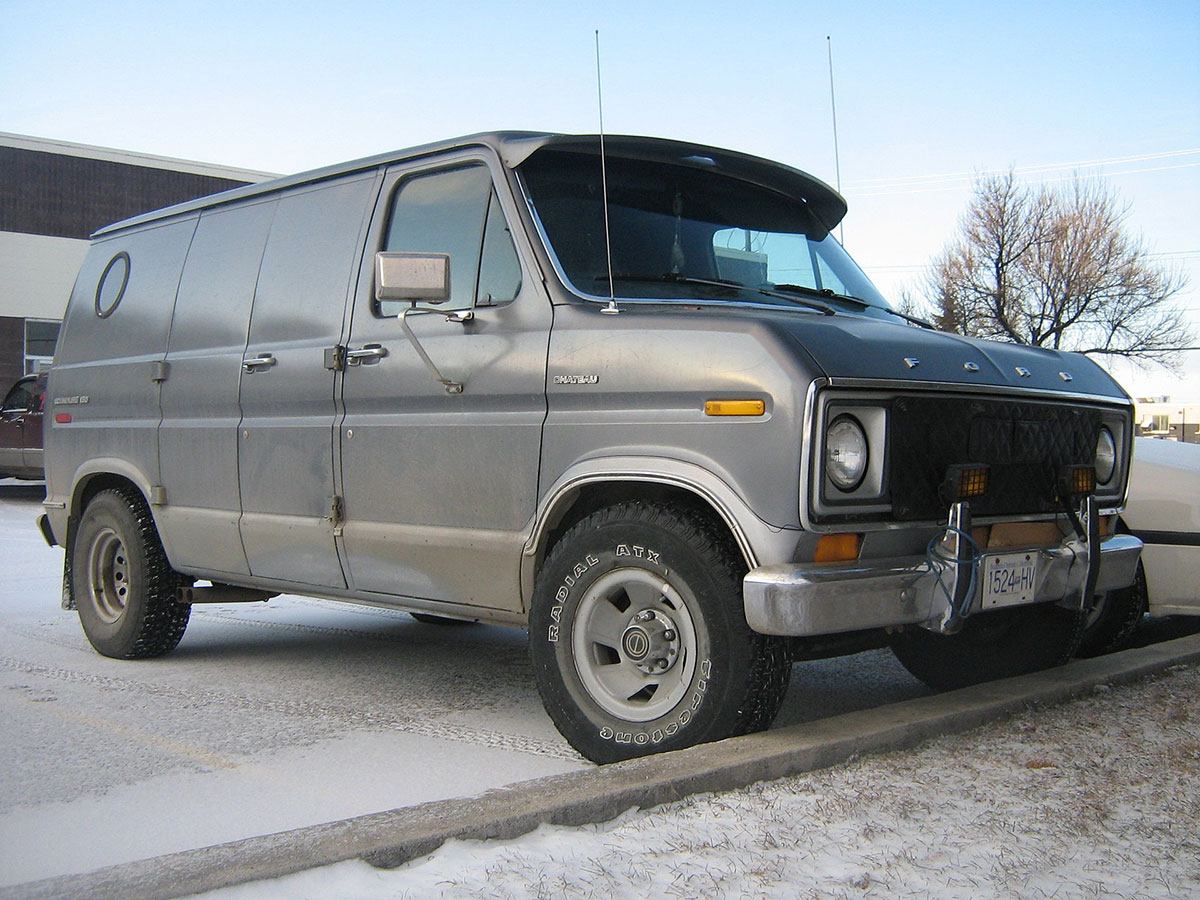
[518,147,893,316]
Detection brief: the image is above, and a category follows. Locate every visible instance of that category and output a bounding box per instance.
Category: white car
[1080,437,1200,655]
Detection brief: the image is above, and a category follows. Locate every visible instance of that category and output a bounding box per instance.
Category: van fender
[66,458,166,547]
[520,456,801,609]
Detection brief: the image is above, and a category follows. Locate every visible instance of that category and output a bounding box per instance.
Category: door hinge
[325,494,344,528]
[152,360,171,382]
[324,345,347,371]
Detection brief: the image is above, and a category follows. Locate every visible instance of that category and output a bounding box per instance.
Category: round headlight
[826,415,869,492]
[1095,427,1117,485]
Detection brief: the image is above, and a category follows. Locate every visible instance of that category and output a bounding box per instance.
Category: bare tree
[924,172,1191,368]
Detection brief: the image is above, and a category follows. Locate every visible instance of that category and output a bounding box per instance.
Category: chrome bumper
[744,499,1144,637]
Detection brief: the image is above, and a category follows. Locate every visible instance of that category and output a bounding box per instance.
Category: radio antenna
[595,29,620,315]
[826,35,844,244]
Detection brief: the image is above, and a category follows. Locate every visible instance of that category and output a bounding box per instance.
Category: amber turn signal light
[704,399,765,417]
[814,533,863,564]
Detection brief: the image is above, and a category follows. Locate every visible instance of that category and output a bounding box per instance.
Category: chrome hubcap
[573,568,698,722]
[621,608,681,675]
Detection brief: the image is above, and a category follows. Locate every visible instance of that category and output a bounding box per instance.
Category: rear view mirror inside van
[375,251,451,309]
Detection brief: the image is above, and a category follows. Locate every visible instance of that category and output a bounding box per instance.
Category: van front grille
[888,396,1101,521]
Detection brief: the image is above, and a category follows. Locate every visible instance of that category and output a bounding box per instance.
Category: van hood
[771,312,1130,400]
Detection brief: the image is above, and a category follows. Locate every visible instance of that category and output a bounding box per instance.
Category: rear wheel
[530,501,791,764]
[73,489,190,659]
[889,602,1084,691]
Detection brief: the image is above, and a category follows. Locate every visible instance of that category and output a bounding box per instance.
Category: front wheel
[1076,561,1148,657]
[73,488,190,659]
[529,501,790,764]
[889,602,1084,692]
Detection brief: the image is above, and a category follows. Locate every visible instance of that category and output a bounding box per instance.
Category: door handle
[345,344,389,365]
[242,354,277,372]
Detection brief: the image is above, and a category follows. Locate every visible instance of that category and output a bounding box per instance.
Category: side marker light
[704,400,765,417]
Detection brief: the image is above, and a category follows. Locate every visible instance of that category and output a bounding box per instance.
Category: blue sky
[3,0,1197,395]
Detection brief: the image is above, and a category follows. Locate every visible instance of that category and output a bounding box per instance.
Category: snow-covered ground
[6,476,1198,898]
[202,663,1200,900]
[0,480,925,887]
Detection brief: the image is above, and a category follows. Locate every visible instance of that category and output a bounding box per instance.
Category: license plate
[981,552,1039,609]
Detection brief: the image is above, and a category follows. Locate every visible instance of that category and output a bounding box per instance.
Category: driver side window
[379,165,521,315]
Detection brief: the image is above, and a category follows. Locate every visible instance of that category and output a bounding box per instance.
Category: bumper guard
[744,497,1143,637]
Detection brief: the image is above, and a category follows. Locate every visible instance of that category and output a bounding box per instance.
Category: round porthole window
[95,252,130,318]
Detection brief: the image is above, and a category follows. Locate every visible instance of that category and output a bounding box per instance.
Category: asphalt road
[0,482,935,887]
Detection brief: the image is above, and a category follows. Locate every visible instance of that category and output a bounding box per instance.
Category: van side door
[338,156,550,611]
[237,172,379,589]
[157,197,277,577]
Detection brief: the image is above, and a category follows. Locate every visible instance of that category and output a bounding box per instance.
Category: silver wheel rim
[572,567,699,722]
[86,526,131,624]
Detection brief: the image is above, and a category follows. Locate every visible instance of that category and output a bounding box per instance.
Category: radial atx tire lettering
[529,501,791,764]
[73,489,190,659]
[889,601,1085,692]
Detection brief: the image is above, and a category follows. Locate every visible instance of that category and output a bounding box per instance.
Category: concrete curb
[7,633,1200,900]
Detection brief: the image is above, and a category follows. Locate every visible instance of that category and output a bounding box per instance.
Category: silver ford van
[40,133,1142,763]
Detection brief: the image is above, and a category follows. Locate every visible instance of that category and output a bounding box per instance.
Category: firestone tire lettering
[529,501,791,765]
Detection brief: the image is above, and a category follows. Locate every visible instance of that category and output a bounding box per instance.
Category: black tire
[889,602,1085,692]
[1076,560,1148,658]
[73,488,190,659]
[529,501,791,764]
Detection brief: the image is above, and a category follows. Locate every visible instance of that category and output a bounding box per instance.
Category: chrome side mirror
[375,251,450,305]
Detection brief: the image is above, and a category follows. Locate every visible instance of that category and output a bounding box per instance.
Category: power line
[848,161,1200,198]
[845,149,1200,189]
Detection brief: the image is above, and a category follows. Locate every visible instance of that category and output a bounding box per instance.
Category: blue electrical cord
[924,525,983,619]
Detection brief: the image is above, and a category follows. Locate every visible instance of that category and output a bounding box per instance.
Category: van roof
[92,132,848,237]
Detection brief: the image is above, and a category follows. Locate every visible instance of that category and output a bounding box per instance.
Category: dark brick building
[0,133,273,385]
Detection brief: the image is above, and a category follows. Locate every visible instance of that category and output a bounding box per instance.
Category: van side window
[477,189,522,306]
[380,165,520,315]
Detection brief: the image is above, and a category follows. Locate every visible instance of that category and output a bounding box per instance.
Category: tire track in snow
[0,655,581,762]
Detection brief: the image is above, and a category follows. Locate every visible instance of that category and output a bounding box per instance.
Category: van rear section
[41,132,1141,764]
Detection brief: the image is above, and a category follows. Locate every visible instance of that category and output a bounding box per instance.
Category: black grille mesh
[888,396,1101,520]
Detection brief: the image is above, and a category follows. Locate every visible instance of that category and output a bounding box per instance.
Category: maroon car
[0,373,46,480]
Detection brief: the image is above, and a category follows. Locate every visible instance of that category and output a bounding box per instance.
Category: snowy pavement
[198,662,1200,900]
[6,475,1197,899]
[1,480,933,888]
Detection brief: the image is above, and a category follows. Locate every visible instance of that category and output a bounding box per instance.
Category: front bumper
[744,498,1143,637]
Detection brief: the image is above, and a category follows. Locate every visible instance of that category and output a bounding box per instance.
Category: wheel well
[73,474,145,526]
[536,481,747,573]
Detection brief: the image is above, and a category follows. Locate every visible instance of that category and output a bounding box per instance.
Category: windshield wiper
[772,283,870,307]
[771,283,934,329]
[597,273,836,316]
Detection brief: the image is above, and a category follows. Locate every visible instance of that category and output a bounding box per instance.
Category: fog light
[942,464,989,502]
[1059,465,1096,498]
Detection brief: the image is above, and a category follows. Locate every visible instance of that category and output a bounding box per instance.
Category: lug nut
[662,629,675,641]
